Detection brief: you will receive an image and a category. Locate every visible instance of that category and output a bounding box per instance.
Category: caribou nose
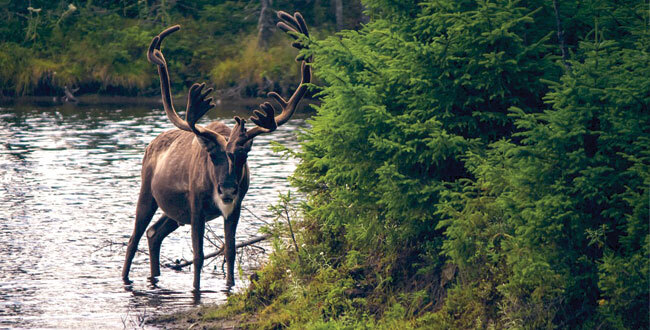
[217,184,238,202]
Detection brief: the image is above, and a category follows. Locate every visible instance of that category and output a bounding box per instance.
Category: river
[0,98,307,328]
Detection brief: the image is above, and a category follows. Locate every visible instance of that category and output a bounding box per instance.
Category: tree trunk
[257,0,273,49]
[333,0,343,31]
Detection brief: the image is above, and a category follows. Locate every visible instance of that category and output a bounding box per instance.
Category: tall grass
[0,10,304,97]
[210,34,299,92]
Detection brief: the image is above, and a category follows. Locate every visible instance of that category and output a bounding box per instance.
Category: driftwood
[165,234,271,270]
[63,85,79,103]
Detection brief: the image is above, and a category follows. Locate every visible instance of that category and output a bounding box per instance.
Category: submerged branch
[165,234,271,270]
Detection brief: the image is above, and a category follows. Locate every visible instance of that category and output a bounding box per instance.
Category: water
[0,99,307,328]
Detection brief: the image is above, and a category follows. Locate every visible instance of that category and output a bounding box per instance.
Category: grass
[0,16,310,98]
[149,198,456,330]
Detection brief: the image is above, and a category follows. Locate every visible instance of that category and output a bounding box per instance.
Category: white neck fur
[215,195,236,219]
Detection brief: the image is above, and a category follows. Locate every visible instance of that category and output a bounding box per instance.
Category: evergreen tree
[288,0,561,321]
[438,3,649,327]
[282,0,648,327]
[138,1,648,327]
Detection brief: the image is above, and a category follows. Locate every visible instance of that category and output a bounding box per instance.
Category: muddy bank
[147,305,257,330]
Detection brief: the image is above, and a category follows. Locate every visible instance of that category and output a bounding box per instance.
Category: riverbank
[0,94,267,108]
[148,304,257,329]
[0,95,317,119]
[0,2,346,100]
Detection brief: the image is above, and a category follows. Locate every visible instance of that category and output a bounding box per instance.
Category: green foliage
[0,0,359,96]
[209,35,298,90]
[200,0,649,329]
[289,2,561,318]
[0,3,162,95]
[438,9,649,327]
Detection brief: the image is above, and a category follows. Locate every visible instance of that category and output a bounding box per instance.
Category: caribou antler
[147,26,228,149]
[240,11,312,143]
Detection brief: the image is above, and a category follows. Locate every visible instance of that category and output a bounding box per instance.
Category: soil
[147,305,258,330]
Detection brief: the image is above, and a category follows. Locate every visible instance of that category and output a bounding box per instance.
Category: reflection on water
[0,100,307,328]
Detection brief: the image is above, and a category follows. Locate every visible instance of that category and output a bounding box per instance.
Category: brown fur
[143,122,249,224]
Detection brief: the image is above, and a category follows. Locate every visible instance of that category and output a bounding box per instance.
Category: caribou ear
[194,133,224,156]
[242,139,253,152]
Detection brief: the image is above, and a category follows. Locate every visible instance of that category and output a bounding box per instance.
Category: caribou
[122,11,311,290]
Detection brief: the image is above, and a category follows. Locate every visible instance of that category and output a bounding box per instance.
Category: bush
[218,0,648,328]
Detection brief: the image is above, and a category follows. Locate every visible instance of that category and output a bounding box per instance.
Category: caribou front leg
[224,206,241,287]
[190,197,206,291]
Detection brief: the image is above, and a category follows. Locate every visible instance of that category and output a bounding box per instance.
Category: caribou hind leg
[146,214,180,278]
[122,184,158,283]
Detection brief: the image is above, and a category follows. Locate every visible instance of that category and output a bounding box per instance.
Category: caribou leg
[146,214,180,278]
[122,185,158,283]
[190,197,206,291]
[224,207,241,287]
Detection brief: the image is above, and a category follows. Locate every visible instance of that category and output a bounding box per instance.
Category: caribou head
[122,11,311,290]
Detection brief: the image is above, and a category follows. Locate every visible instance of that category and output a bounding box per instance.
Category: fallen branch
[165,234,271,270]
[284,201,301,261]
[243,205,269,224]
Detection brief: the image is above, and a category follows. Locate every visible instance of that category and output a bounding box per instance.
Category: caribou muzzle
[217,183,238,203]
